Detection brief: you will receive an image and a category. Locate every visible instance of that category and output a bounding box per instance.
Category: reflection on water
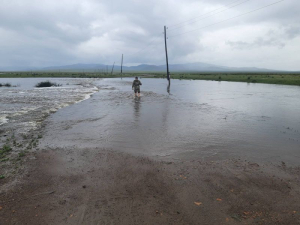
[35,78,300,165]
[134,97,141,120]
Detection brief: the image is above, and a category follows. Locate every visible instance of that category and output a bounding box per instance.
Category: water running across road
[39,78,300,165]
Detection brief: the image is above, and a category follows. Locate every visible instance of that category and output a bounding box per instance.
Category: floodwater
[0,78,98,133]
[35,78,300,165]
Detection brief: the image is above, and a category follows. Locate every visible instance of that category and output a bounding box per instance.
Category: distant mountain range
[0,62,282,72]
[42,62,279,73]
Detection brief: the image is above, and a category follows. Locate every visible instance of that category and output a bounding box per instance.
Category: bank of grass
[154,73,300,86]
[0,71,134,79]
[1,71,300,86]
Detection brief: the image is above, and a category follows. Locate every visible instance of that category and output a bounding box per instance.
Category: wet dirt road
[1,144,300,225]
[1,146,300,224]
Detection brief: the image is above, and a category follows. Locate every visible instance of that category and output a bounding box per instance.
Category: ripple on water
[0,80,99,135]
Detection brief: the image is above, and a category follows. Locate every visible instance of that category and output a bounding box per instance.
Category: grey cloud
[226,24,300,50]
[0,0,299,70]
[285,26,300,39]
[226,37,285,50]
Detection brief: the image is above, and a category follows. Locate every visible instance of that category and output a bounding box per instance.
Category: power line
[168,0,251,31]
[117,0,284,65]
[119,1,248,61]
[169,0,285,38]
[169,0,244,28]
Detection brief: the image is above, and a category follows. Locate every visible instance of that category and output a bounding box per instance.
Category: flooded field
[30,77,300,165]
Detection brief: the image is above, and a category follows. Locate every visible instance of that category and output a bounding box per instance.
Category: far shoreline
[1,71,300,86]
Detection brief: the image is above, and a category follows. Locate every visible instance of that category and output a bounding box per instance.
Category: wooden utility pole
[121,54,123,74]
[164,26,170,84]
[111,62,115,75]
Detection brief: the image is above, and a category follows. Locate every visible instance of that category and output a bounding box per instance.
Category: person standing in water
[132,77,142,97]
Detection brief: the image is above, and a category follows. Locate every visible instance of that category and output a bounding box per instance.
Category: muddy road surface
[1,147,300,225]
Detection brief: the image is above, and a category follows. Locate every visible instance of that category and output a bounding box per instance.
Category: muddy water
[38,78,300,165]
[0,78,98,135]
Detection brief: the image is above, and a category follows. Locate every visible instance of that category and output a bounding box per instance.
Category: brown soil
[1,147,300,225]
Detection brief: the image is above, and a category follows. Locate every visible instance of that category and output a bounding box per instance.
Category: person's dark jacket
[132,80,142,89]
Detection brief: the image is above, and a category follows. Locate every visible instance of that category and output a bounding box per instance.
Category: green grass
[0,145,12,159]
[18,151,26,158]
[0,71,132,78]
[154,73,300,86]
[0,158,9,162]
[1,71,300,86]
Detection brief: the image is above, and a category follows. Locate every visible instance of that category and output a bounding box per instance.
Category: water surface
[0,78,98,132]
[40,78,300,164]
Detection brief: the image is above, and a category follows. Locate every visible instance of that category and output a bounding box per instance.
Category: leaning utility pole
[111,62,115,75]
[164,25,170,84]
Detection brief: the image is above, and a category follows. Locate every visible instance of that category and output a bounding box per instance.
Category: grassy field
[1,71,300,86]
[154,72,300,86]
[0,72,130,78]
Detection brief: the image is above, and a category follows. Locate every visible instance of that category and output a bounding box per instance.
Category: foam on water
[77,86,99,103]
[0,78,100,135]
[0,116,8,125]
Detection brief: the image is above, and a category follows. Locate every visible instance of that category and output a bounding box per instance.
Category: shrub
[0,83,12,87]
[35,81,62,88]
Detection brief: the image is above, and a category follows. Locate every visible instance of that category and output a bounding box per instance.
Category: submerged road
[40,78,300,164]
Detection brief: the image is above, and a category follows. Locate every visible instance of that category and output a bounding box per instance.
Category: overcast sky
[0,0,299,70]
